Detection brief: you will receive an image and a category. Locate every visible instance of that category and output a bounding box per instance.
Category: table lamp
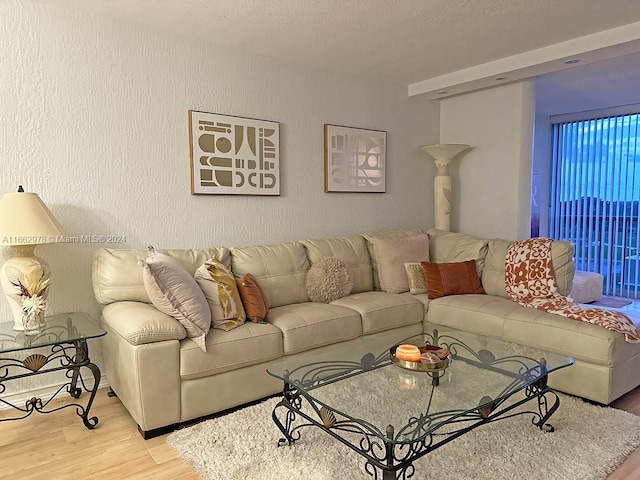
[0,186,66,330]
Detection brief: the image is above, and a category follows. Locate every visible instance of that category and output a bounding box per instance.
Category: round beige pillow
[305,257,354,303]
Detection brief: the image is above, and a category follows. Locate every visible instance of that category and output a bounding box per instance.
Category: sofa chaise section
[423,229,640,405]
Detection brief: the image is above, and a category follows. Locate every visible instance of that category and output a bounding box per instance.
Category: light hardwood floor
[1,385,639,479]
[0,389,196,479]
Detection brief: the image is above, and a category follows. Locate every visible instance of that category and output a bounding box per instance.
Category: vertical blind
[549,113,640,298]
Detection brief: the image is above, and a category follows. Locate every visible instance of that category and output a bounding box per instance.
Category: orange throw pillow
[421,260,485,299]
[236,273,269,323]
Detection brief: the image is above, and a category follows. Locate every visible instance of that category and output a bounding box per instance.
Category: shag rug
[167,393,640,480]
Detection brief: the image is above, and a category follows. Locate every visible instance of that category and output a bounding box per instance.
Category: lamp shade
[0,189,66,246]
[419,144,471,162]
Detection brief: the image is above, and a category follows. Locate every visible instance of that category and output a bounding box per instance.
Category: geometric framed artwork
[189,110,280,195]
[324,124,386,193]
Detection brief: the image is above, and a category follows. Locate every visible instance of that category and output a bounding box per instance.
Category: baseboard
[0,376,110,411]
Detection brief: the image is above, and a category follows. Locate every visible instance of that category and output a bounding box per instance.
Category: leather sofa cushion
[180,322,284,380]
[426,295,636,367]
[231,242,309,308]
[426,229,489,277]
[363,229,424,290]
[93,247,230,305]
[301,235,373,293]
[482,238,575,297]
[102,301,187,345]
[332,291,423,335]
[267,302,362,354]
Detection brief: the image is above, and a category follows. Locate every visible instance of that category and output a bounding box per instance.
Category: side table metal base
[0,338,101,429]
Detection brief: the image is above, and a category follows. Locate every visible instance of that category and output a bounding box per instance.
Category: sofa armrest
[101,301,187,345]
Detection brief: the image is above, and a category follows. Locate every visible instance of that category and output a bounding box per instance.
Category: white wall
[532,111,553,237]
[439,81,535,240]
[0,0,439,393]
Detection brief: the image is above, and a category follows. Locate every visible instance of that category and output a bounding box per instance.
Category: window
[549,111,640,298]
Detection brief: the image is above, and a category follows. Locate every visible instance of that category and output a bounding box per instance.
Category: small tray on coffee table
[390,344,451,373]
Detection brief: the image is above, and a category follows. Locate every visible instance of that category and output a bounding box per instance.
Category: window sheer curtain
[549,113,640,298]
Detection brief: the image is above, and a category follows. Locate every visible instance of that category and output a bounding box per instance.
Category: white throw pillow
[140,246,211,352]
[195,257,247,331]
[369,234,430,293]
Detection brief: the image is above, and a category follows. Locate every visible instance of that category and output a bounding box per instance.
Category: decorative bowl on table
[390,343,451,372]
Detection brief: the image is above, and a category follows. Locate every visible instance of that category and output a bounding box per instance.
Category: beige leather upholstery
[100,317,182,431]
[426,294,640,404]
[301,235,374,293]
[92,227,640,437]
[179,325,420,424]
[179,322,283,380]
[426,228,489,276]
[332,291,423,334]
[102,301,186,345]
[93,247,230,304]
[231,242,309,308]
[482,238,575,297]
[267,302,362,354]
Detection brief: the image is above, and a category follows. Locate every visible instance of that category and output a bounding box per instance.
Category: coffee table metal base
[272,376,560,479]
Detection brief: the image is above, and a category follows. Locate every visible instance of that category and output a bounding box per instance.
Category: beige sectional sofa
[91,228,640,438]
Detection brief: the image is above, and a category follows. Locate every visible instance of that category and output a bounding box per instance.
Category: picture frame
[324,124,386,193]
[189,110,280,195]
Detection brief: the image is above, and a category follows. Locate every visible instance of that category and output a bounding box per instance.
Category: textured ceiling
[35,0,640,87]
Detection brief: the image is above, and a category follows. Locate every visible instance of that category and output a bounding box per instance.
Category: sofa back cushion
[363,229,424,290]
[482,238,575,297]
[301,235,373,293]
[231,241,309,308]
[426,229,489,277]
[92,247,230,305]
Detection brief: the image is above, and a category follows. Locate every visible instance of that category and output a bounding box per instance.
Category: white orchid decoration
[22,293,48,316]
[10,267,51,325]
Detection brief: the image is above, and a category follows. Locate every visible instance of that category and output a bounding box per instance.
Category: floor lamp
[419,144,472,232]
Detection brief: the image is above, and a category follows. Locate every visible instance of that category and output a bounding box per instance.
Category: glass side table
[0,312,106,429]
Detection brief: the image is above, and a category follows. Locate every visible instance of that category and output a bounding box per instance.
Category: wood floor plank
[0,385,638,479]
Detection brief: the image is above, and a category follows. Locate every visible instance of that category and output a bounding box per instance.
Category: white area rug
[167,393,640,480]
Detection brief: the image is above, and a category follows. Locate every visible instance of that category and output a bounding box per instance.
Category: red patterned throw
[505,238,640,343]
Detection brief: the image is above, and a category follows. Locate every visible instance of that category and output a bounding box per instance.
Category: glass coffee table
[267,328,574,480]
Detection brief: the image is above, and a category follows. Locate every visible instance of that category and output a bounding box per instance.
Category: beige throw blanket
[505,238,640,343]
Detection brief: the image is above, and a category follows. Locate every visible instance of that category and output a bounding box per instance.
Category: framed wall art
[189,110,280,195]
[324,124,386,193]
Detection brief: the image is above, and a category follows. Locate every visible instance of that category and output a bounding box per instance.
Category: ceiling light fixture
[564,59,580,65]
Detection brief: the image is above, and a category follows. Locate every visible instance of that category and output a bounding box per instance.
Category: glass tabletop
[267,328,574,443]
[0,312,106,353]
